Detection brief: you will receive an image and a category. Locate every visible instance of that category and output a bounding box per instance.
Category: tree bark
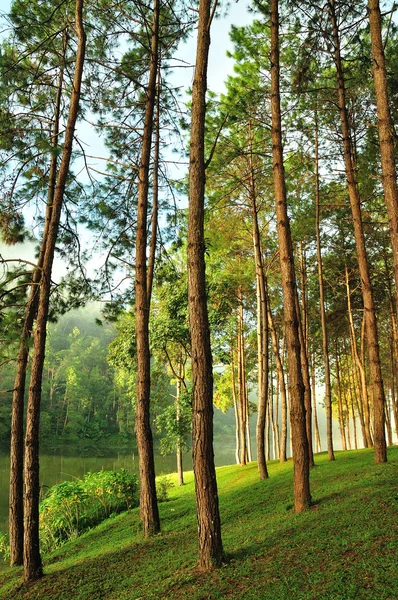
[23,0,86,582]
[345,265,373,448]
[267,300,287,462]
[368,0,398,313]
[8,54,65,567]
[187,0,224,570]
[135,0,161,537]
[335,349,347,451]
[249,138,269,478]
[231,350,240,464]
[329,0,387,464]
[314,111,335,461]
[270,0,310,511]
[176,369,184,486]
[237,290,248,465]
[310,354,322,454]
[147,64,161,306]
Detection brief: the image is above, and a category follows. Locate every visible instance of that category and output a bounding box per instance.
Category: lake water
[0,440,237,536]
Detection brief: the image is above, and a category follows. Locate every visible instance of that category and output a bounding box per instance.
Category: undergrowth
[1,447,397,600]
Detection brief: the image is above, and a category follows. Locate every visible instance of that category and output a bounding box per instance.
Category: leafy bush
[39,469,138,553]
[156,475,174,502]
[0,532,10,562]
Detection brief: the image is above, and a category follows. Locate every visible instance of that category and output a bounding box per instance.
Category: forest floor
[1,446,397,599]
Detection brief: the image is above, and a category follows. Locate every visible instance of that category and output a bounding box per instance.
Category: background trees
[1,0,398,581]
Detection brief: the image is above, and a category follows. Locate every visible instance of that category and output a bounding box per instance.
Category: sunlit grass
[1,446,397,599]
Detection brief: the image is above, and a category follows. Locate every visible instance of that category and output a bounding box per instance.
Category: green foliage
[156,388,192,455]
[39,470,138,554]
[0,531,10,562]
[155,475,174,503]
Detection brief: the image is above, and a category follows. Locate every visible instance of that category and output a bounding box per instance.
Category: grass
[1,447,397,599]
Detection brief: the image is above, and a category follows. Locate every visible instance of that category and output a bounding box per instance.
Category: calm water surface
[0,441,237,536]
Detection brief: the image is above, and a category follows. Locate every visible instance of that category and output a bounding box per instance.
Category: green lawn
[1,447,397,599]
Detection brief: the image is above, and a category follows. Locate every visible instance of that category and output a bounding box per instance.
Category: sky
[0,0,254,280]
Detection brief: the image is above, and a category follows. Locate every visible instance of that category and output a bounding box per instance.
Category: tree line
[0,0,397,582]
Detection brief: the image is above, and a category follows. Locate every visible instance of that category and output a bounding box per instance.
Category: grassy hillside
[1,447,397,599]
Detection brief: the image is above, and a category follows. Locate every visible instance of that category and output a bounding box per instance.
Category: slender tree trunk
[295,292,314,467]
[255,273,267,475]
[310,354,322,454]
[345,265,373,448]
[335,350,347,451]
[267,300,288,462]
[385,395,393,447]
[314,112,335,461]
[329,0,387,463]
[147,64,161,305]
[135,0,161,537]
[8,57,65,567]
[249,138,269,478]
[231,350,240,464]
[270,0,310,511]
[238,293,248,465]
[368,0,398,313]
[187,0,223,569]
[176,362,184,486]
[343,382,352,450]
[23,1,86,582]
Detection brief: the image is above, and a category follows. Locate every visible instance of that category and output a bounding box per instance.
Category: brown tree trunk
[249,137,269,478]
[368,0,398,312]
[314,111,335,461]
[231,350,240,464]
[23,0,86,582]
[329,0,387,464]
[135,0,161,537]
[310,354,322,454]
[187,0,223,569]
[176,371,184,486]
[267,299,287,462]
[295,291,314,468]
[335,349,347,451]
[146,64,161,306]
[237,291,248,465]
[270,0,310,511]
[8,56,65,567]
[345,265,373,448]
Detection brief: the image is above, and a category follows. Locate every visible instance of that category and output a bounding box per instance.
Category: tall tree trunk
[310,354,322,454]
[335,349,347,451]
[187,0,223,569]
[23,0,86,582]
[345,265,373,448]
[314,111,335,461]
[343,382,352,450]
[267,299,287,461]
[176,366,184,486]
[237,291,248,465]
[270,0,310,511]
[368,0,398,313]
[9,56,65,567]
[249,136,269,478]
[146,64,161,305]
[329,0,387,464]
[135,0,161,537]
[295,292,314,468]
[231,349,240,464]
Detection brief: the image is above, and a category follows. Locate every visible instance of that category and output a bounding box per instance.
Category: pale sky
[0,0,254,281]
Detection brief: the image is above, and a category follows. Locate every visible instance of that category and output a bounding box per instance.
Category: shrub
[0,532,10,562]
[156,475,174,503]
[39,469,138,553]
